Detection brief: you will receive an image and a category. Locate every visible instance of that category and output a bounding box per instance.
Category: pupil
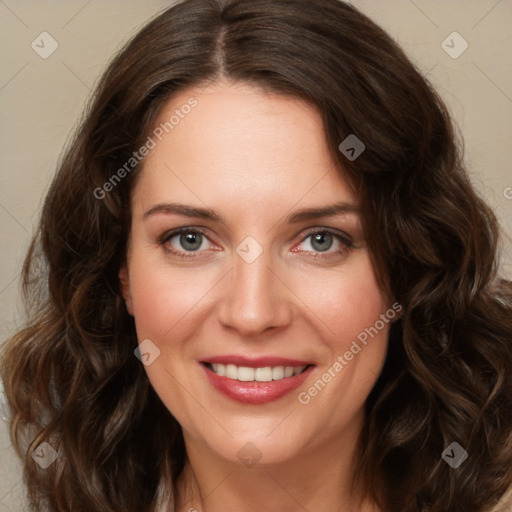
[311,233,333,252]
[181,232,202,251]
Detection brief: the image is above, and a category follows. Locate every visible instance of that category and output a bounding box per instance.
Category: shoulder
[491,484,512,512]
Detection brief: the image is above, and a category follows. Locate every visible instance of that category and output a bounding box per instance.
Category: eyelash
[158,227,354,260]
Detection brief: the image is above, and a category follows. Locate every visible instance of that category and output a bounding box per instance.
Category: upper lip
[202,355,314,368]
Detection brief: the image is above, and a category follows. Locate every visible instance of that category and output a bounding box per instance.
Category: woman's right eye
[160,228,215,258]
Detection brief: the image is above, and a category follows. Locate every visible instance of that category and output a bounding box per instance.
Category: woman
[2,0,511,510]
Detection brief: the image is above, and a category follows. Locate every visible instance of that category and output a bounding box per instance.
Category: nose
[217,249,293,337]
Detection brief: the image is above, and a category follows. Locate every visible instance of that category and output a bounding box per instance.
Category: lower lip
[201,363,314,404]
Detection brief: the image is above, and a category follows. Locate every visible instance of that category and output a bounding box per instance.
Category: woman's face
[120,80,392,466]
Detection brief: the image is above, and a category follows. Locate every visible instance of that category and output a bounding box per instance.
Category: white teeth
[272,366,285,380]
[237,367,255,381]
[225,364,238,379]
[209,363,308,381]
[254,367,273,382]
[212,363,226,376]
[293,365,306,375]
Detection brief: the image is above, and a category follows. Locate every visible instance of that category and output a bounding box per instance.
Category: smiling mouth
[202,362,311,382]
[200,360,315,404]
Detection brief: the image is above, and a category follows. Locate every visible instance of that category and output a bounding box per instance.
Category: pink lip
[203,354,312,368]
[199,360,314,405]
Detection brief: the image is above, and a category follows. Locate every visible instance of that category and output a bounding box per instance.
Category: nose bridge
[218,245,291,335]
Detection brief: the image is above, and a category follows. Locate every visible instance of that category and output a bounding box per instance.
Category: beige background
[0,1,511,510]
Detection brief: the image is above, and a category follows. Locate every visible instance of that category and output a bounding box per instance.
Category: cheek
[126,253,211,421]
[293,261,390,428]
[289,253,388,348]
[128,254,214,340]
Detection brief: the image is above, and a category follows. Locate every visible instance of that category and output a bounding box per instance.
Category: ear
[119,266,134,316]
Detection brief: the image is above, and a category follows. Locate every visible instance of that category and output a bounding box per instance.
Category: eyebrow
[142,201,360,224]
[283,202,360,223]
[143,203,223,222]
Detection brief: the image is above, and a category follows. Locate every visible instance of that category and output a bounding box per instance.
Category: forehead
[132,80,356,214]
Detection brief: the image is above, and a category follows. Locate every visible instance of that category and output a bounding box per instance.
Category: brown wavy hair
[2,0,512,510]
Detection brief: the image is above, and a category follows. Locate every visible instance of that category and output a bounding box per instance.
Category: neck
[173,416,379,512]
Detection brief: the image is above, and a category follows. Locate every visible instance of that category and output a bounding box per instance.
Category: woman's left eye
[293,230,353,256]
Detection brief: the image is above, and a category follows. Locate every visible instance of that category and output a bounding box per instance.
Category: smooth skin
[120,79,389,512]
